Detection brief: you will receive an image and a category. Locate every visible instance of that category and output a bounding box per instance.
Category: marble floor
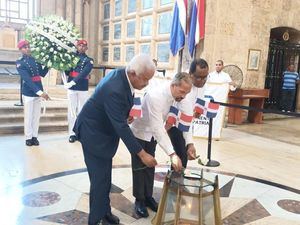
[0,118,299,225]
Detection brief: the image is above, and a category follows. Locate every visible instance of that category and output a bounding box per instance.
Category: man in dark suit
[74,54,157,225]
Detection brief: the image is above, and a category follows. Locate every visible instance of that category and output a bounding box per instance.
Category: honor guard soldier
[16,40,50,146]
[64,39,93,143]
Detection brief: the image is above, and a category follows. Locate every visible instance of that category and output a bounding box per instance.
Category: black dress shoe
[104,212,120,224]
[69,135,77,143]
[145,196,158,212]
[31,137,39,146]
[25,139,33,146]
[135,200,149,218]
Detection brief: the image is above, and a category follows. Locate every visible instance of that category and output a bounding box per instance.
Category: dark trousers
[131,137,157,201]
[168,127,188,168]
[281,89,296,111]
[82,147,112,225]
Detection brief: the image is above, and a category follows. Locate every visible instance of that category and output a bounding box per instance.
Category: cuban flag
[129,97,142,118]
[188,0,205,56]
[170,0,187,56]
[194,98,219,118]
[167,105,179,125]
[177,112,193,132]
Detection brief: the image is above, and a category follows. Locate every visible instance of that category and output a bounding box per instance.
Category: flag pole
[177,49,183,72]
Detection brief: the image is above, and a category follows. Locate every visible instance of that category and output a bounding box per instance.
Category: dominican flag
[167,105,179,125]
[170,0,187,56]
[177,112,193,132]
[129,97,142,118]
[188,0,205,56]
[194,98,219,118]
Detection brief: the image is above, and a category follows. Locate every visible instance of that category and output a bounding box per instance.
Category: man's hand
[187,144,196,160]
[41,92,50,100]
[170,153,182,172]
[127,116,134,124]
[137,149,157,168]
[229,82,237,91]
[193,111,201,118]
[164,122,173,131]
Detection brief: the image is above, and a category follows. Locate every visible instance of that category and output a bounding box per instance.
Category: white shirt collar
[125,69,135,95]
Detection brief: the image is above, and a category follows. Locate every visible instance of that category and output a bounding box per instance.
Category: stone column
[87,0,100,85]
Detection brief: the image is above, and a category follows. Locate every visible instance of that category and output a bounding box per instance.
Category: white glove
[64,80,76,89]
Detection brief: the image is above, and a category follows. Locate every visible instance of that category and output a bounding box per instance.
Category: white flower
[49,48,54,52]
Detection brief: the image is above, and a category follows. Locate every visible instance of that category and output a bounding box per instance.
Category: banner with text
[192,82,229,139]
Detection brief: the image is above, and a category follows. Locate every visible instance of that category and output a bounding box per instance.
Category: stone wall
[2,0,299,90]
[199,0,300,89]
[0,27,17,50]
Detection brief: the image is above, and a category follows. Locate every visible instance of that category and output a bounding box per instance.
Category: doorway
[264,27,300,110]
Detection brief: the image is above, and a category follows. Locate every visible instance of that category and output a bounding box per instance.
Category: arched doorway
[264,27,300,110]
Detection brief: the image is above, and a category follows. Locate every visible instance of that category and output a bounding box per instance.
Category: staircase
[0,101,68,135]
[0,83,69,100]
[0,85,95,135]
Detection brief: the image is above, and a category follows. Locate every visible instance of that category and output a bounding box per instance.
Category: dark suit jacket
[74,68,142,159]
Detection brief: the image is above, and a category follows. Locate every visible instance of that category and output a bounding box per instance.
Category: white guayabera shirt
[131,82,175,156]
[177,84,206,144]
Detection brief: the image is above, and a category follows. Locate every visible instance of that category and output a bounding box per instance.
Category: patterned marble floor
[8,166,300,225]
[0,117,299,225]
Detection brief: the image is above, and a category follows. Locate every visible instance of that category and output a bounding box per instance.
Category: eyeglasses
[216,64,222,66]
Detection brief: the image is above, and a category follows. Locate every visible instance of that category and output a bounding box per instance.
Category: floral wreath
[25,15,81,71]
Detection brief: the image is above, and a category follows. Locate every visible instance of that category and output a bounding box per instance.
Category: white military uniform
[16,55,49,140]
[66,53,93,136]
